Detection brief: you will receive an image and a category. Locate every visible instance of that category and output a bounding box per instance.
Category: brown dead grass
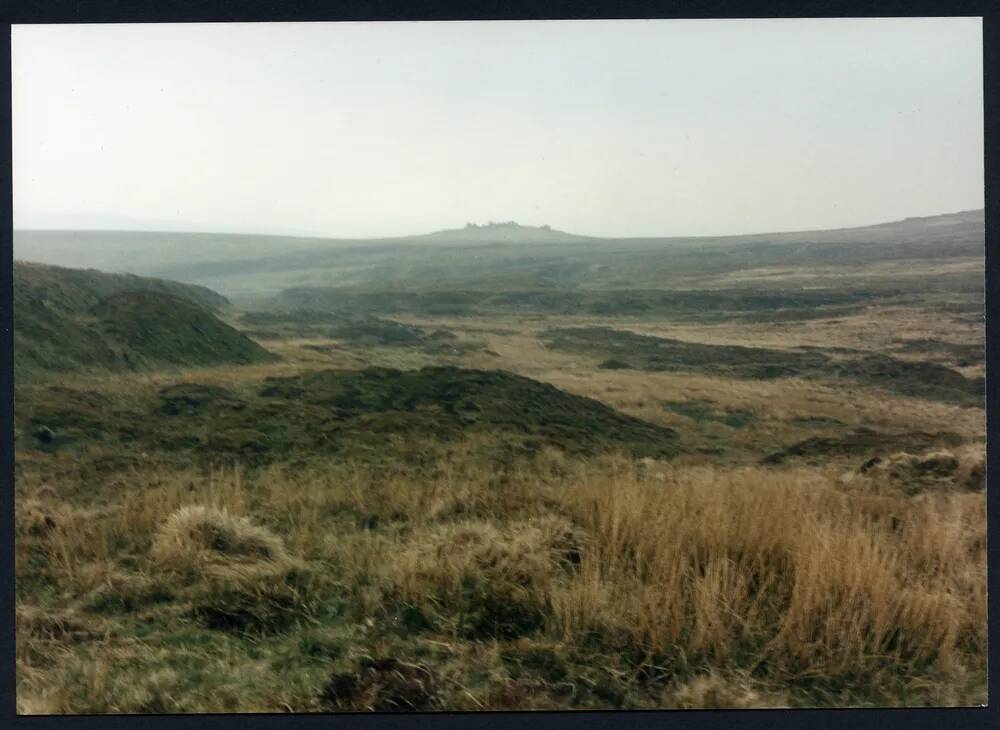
[150,505,295,579]
[550,461,985,686]
[15,445,986,711]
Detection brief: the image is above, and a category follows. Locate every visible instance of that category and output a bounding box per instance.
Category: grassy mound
[18,367,678,464]
[383,516,587,640]
[14,261,272,377]
[257,366,679,460]
[150,505,295,579]
[94,291,277,369]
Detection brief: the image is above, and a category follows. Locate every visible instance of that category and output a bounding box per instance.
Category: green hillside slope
[14,262,275,378]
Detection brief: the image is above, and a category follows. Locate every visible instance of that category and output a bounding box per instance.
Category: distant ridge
[12,208,984,289]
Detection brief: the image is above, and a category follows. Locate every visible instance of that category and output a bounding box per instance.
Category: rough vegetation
[15,367,679,467]
[544,326,984,406]
[273,286,882,322]
[93,292,278,369]
[241,309,484,355]
[15,451,986,713]
[761,427,966,466]
[14,210,986,713]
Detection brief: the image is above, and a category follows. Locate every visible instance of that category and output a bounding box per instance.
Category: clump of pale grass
[384,515,588,639]
[149,505,317,635]
[389,515,585,597]
[150,505,296,580]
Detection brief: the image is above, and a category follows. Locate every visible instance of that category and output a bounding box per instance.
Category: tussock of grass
[16,498,61,537]
[148,505,317,636]
[151,505,295,579]
[383,515,587,639]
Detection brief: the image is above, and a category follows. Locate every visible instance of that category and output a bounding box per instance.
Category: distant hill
[417,221,594,244]
[14,262,276,378]
[12,209,984,299]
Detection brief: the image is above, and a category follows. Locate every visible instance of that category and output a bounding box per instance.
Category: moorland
[13,210,986,712]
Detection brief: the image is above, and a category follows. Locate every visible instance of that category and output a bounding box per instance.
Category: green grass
[14,262,275,379]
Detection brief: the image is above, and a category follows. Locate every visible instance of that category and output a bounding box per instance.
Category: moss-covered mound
[93,291,277,369]
[255,367,678,459]
[14,261,275,377]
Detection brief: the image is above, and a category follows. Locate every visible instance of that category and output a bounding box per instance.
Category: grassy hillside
[172,209,984,298]
[14,262,275,378]
[93,292,278,369]
[15,260,227,310]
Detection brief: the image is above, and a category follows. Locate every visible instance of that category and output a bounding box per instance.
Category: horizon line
[12,207,985,244]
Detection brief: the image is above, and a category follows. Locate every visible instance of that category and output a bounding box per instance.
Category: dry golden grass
[150,505,297,580]
[15,442,986,712]
[547,461,985,687]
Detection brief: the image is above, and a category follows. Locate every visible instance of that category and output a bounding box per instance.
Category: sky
[12,18,984,239]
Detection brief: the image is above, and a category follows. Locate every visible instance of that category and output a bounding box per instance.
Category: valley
[13,211,987,712]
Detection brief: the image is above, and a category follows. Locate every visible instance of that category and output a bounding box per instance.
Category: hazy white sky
[13,18,984,238]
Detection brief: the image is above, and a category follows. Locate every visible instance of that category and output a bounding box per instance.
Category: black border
[1,2,996,728]
[0,1,995,23]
